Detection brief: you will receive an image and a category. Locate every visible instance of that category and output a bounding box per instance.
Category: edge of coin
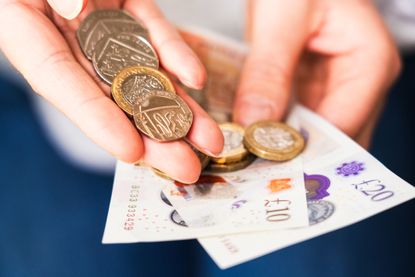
[207,154,256,173]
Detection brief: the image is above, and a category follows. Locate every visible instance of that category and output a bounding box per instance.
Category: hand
[234,0,401,148]
[0,0,223,183]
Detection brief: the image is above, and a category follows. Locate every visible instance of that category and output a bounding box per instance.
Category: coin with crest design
[244,121,305,161]
[93,33,159,84]
[133,90,193,142]
[111,66,175,115]
[77,10,148,59]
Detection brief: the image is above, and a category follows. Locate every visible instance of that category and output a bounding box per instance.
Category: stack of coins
[205,120,306,174]
[207,123,256,173]
[145,120,306,180]
[77,10,193,143]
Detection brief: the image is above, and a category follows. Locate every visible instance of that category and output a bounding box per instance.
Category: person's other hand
[0,0,223,183]
[234,0,401,148]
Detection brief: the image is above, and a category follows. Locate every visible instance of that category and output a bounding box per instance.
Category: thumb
[47,0,87,20]
[233,0,314,126]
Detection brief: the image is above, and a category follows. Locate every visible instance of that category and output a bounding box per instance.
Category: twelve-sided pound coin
[111,66,175,115]
[211,123,248,164]
[244,121,305,161]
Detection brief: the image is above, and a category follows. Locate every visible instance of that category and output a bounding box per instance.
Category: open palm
[0,0,223,183]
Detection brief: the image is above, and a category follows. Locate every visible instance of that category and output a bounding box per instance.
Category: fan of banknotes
[78,10,415,270]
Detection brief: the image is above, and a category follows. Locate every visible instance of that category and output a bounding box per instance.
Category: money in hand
[100,27,415,269]
[76,10,193,143]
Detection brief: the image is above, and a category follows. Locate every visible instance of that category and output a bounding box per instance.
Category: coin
[111,66,175,115]
[189,144,211,169]
[133,90,193,142]
[93,33,159,84]
[211,123,248,164]
[151,167,173,181]
[77,9,148,60]
[207,154,256,173]
[244,121,305,161]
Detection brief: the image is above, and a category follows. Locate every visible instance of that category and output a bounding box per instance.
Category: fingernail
[202,148,221,158]
[47,0,85,20]
[182,79,204,90]
[236,100,275,127]
[181,55,206,90]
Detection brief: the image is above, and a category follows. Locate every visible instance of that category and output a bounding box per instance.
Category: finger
[142,138,201,184]
[315,38,401,137]
[175,86,224,156]
[234,0,316,126]
[316,55,399,138]
[295,51,329,110]
[355,99,385,149]
[0,3,143,162]
[124,0,207,89]
[46,0,87,20]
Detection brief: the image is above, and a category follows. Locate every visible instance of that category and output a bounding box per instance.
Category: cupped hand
[0,0,223,183]
[235,0,401,148]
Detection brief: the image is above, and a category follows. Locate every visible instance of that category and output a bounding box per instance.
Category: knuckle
[244,56,291,91]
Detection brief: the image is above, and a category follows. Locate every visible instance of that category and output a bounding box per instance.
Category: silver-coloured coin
[253,127,295,151]
[93,33,158,84]
[77,9,148,60]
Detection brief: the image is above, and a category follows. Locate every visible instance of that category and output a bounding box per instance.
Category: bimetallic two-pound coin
[244,121,305,161]
[93,33,159,84]
[208,154,256,173]
[77,9,148,59]
[211,123,248,164]
[133,90,193,142]
[111,66,175,115]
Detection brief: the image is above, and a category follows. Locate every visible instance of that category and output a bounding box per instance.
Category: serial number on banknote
[123,184,140,231]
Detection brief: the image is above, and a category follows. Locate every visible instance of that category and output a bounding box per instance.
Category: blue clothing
[1,54,414,276]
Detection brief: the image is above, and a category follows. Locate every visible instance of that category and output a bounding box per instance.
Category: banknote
[160,114,309,235]
[102,28,415,270]
[198,105,415,269]
[178,27,247,123]
[102,114,309,242]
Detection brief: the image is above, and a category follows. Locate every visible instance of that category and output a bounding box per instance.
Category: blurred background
[0,0,414,276]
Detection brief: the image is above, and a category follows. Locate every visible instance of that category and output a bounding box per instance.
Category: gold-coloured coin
[208,154,256,173]
[244,120,305,161]
[151,167,173,181]
[133,90,193,142]
[111,66,175,115]
[211,123,248,164]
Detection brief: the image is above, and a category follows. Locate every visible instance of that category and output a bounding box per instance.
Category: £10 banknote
[102,28,415,269]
